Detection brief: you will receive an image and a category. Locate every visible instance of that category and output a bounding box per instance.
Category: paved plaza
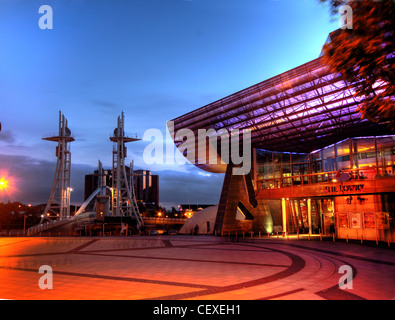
[0,236,394,300]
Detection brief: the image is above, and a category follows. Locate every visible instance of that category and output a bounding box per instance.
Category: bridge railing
[142,217,186,224]
[27,218,73,236]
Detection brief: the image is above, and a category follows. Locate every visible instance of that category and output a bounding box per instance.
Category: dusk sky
[0,0,337,208]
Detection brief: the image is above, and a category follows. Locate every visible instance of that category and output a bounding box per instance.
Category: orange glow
[0,171,19,200]
[0,178,8,190]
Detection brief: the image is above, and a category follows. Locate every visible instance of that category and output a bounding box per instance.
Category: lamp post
[0,178,8,191]
[23,214,27,236]
[0,177,10,205]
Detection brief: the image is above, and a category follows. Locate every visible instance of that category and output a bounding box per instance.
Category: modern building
[171,31,395,243]
[134,170,159,206]
[84,168,159,207]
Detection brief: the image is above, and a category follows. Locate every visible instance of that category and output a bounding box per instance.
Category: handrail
[257,165,394,189]
[142,217,186,223]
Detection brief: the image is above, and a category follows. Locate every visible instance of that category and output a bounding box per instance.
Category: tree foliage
[320,0,395,128]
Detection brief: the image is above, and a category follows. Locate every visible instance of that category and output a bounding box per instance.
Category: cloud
[157,167,224,209]
[0,130,16,143]
[90,99,122,112]
[0,153,95,205]
[0,153,224,210]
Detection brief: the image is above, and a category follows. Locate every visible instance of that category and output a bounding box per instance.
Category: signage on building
[324,184,364,193]
[350,213,362,228]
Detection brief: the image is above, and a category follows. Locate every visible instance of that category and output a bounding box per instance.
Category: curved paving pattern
[0,237,394,300]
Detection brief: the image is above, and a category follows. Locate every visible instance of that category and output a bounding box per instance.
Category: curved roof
[171,31,393,173]
[173,56,391,154]
[179,205,218,234]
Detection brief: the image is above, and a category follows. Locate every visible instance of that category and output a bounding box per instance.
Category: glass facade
[256,136,395,189]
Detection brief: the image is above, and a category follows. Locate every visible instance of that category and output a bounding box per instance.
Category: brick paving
[0,236,394,300]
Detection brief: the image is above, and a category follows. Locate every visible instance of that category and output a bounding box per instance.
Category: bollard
[333,233,335,242]
[259,231,261,239]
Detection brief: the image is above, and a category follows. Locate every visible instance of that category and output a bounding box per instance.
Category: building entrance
[284,198,334,235]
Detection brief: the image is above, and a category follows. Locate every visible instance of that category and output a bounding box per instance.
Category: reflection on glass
[256,136,395,189]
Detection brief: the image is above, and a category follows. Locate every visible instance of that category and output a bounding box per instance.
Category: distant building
[84,169,111,201]
[134,170,159,206]
[84,168,159,207]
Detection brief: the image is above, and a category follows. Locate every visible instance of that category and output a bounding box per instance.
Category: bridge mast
[42,111,74,221]
[110,112,142,228]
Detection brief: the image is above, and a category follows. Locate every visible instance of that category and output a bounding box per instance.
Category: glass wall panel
[336,139,350,156]
[376,137,395,176]
[336,154,351,170]
[273,153,282,179]
[351,138,358,169]
[376,136,395,149]
[255,136,394,189]
[377,149,395,176]
[322,145,335,159]
[357,138,376,170]
[311,151,321,161]
[292,153,309,164]
[323,158,336,172]
[281,153,291,187]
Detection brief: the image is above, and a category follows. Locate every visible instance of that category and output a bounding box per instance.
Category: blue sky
[0,0,337,208]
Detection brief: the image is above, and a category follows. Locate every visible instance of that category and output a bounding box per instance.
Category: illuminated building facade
[171,32,395,242]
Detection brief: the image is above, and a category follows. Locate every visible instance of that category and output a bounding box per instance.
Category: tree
[320,0,395,128]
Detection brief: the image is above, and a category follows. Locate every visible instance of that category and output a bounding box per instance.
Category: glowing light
[0,171,19,199]
[0,178,8,190]
[266,225,273,234]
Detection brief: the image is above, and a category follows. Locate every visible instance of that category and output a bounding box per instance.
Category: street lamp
[0,178,8,191]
